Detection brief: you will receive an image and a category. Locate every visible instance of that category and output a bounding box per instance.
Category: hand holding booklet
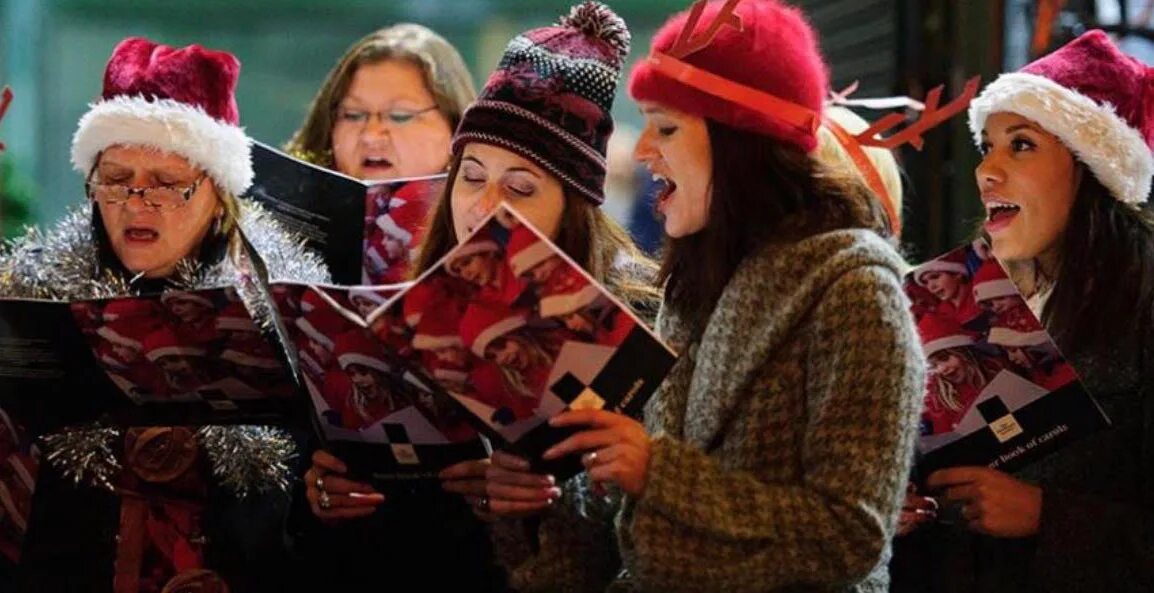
[276,203,678,482]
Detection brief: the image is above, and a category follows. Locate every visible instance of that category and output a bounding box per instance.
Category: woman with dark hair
[483,1,924,591]
[0,37,329,592]
[300,3,659,590]
[891,30,1154,593]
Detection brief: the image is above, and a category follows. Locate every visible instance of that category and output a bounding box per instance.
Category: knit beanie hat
[628,0,829,153]
[452,2,630,204]
[968,29,1154,204]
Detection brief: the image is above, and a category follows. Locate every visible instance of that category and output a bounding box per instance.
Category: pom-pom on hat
[71,36,254,196]
[968,30,1154,204]
[451,2,631,204]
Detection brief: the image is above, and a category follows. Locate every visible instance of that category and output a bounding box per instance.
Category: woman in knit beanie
[891,29,1154,593]
[485,1,925,591]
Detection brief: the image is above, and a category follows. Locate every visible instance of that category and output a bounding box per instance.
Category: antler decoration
[0,86,12,154]
[667,0,743,59]
[853,76,980,151]
[828,81,926,111]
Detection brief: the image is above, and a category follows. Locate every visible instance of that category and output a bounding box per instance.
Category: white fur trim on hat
[222,349,281,369]
[969,72,1154,204]
[509,240,555,277]
[973,278,1019,302]
[987,326,1049,348]
[471,315,526,358]
[337,352,391,374]
[295,318,336,351]
[97,325,143,350]
[915,261,968,286]
[413,333,464,351]
[71,95,254,196]
[145,345,206,361]
[924,334,975,357]
[539,284,602,318]
[376,215,414,244]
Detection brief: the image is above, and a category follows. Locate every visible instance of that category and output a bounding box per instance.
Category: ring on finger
[582,450,599,467]
[319,490,333,510]
[315,475,326,493]
[477,496,490,513]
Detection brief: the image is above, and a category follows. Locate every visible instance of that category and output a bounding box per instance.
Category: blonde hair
[817,105,904,234]
[284,24,477,167]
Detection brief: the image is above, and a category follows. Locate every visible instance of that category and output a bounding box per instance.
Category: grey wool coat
[497,229,926,593]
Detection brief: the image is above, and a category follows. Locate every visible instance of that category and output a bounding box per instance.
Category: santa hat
[161,291,214,310]
[294,306,348,352]
[914,251,969,287]
[987,316,1050,348]
[96,317,159,351]
[402,281,444,328]
[71,37,253,196]
[445,239,501,276]
[918,315,976,358]
[142,327,206,361]
[539,279,601,319]
[968,30,1154,204]
[459,302,528,358]
[332,331,391,374]
[506,226,556,278]
[413,303,465,351]
[452,2,630,204]
[376,197,420,245]
[101,299,160,322]
[215,302,257,332]
[629,0,828,153]
[971,261,1019,303]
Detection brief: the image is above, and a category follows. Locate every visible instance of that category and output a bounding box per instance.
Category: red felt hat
[142,326,206,361]
[918,314,976,358]
[506,225,555,278]
[971,260,1019,303]
[459,302,528,358]
[914,250,969,287]
[629,0,829,152]
[969,30,1154,204]
[101,298,161,322]
[332,331,391,374]
[986,314,1049,348]
[71,36,253,196]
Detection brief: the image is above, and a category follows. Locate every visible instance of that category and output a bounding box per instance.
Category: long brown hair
[660,119,890,337]
[284,24,476,167]
[1004,172,1154,357]
[415,156,661,321]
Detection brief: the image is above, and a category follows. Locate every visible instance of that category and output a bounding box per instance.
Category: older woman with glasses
[0,37,328,593]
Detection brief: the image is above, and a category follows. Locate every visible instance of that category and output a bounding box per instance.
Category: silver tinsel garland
[0,199,328,496]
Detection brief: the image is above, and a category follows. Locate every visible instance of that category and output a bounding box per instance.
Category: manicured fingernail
[543,475,555,487]
[545,487,562,499]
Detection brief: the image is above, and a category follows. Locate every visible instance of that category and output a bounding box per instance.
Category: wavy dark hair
[1026,172,1154,356]
[659,119,891,337]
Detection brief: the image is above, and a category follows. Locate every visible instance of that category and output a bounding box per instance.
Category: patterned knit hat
[451,2,631,204]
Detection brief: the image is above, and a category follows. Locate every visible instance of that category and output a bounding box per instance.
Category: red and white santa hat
[968,30,1154,204]
[161,291,214,310]
[142,327,206,361]
[971,260,1019,303]
[215,302,257,332]
[539,277,601,319]
[332,331,391,374]
[445,238,501,276]
[986,315,1049,348]
[295,305,349,352]
[402,281,442,328]
[459,302,528,358]
[914,250,969,287]
[375,198,419,245]
[97,317,159,351]
[71,37,253,196]
[413,302,465,351]
[101,299,160,322]
[917,314,976,358]
[506,225,556,278]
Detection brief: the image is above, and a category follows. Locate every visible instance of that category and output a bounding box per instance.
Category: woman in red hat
[892,30,1154,593]
[918,315,999,436]
[0,37,329,593]
[482,1,925,591]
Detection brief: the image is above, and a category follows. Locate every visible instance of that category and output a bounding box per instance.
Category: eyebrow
[341,93,423,108]
[641,106,666,115]
[462,156,542,178]
[981,123,1042,137]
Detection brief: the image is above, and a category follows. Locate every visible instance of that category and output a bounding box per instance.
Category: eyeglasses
[86,169,207,212]
[334,105,439,128]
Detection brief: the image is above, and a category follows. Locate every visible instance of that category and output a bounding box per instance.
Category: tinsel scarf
[0,200,329,496]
